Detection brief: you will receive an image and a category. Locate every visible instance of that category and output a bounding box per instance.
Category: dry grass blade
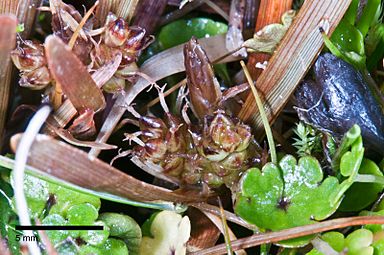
[133,0,168,34]
[238,0,352,130]
[89,34,239,157]
[116,0,139,23]
[246,0,292,79]
[0,15,16,145]
[192,216,384,255]
[0,0,43,38]
[10,133,208,203]
[96,0,139,26]
[45,35,106,113]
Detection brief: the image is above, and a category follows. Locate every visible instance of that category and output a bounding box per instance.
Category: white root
[13,105,51,255]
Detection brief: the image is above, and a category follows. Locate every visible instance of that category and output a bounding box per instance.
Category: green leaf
[339,158,384,211]
[343,0,359,25]
[321,232,345,252]
[235,155,342,246]
[307,229,374,255]
[0,165,20,255]
[21,174,50,218]
[41,214,69,244]
[48,183,101,217]
[325,19,366,69]
[80,221,109,246]
[99,213,142,255]
[67,203,99,225]
[157,18,227,49]
[356,0,381,37]
[99,238,129,255]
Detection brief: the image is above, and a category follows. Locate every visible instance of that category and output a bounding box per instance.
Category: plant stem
[355,174,384,185]
[191,216,384,255]
[241,60,277,164]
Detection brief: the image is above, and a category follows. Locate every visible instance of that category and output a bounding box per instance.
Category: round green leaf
[235,155,343,247]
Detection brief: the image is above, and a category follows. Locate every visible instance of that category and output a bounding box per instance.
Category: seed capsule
[11,41,46,72]
[104,17,129,47]
[19,66,51,90]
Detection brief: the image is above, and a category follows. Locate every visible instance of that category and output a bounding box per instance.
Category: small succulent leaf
[321,232,345,252]
[307,229,375,255]
[360,209,384,233]
[140,211,191,255]
[345,229,373,252]
[99,212,142,255]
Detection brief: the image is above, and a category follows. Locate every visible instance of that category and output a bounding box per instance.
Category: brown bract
[45,35,106,113]
[184,37,222,119]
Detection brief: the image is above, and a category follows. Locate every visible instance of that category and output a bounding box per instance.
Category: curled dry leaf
[45,35,106,113]
[10,133,209,203]
[243,10,296,54]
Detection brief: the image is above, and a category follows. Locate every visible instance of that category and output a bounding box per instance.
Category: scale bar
[15,225,104,231]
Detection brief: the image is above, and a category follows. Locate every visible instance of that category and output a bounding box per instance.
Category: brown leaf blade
[239,0,352,130]
[11,133,207,203]
[45,35,106,112]
[0,15,16,143]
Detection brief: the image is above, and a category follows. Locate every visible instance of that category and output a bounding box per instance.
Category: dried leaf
[10,134,208,203]
[95,0,139,26]
[243,10,295,54]
[187,208,220,253]
[246,0,293,80]
[92,51,122,88]
[0,15,16,144]
[52,52,122,128]
[0,0,43,38]
[226,0,247,57]
[45,35,106,113]
[132,0,168,34]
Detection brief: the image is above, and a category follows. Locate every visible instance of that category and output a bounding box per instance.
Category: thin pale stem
[68,1,99,49]
[13,106,51,255]
[241,61,277,164]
